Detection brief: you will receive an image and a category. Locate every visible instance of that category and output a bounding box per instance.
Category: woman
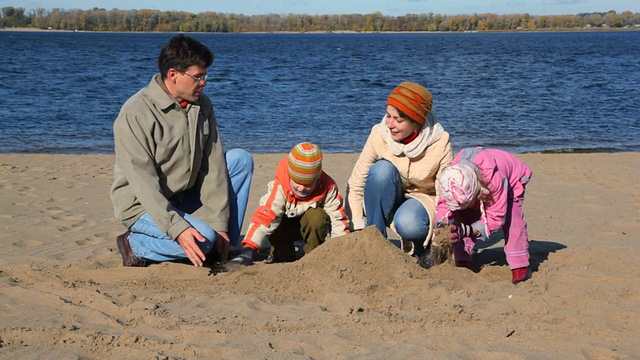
[346,82,453,268]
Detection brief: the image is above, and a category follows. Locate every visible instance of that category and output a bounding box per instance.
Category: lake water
[0,31,639,154]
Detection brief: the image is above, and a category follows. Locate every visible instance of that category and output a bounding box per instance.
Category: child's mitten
[449,222,474,242]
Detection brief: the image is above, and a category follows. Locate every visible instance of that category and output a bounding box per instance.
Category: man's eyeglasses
[181,72,208,85]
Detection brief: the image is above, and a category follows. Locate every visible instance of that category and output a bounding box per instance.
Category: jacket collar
[147,73,194,112]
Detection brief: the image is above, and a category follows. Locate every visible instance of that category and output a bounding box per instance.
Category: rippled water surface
[1,31,639,154]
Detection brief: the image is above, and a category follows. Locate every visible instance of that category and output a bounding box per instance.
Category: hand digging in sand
[418,223,454,269]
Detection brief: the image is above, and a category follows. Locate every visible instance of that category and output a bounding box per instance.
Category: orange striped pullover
[241,158,350,252]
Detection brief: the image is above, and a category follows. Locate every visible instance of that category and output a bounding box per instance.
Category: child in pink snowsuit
[435,147,532,284]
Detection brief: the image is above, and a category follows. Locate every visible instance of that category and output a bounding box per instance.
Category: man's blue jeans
[364,160,430,257]
[128,149,254,262]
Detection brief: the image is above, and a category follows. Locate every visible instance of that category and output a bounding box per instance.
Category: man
[111,34,253,267]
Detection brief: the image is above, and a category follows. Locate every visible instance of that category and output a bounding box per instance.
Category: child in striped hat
[435,147,533,284]
[230,143,350,265]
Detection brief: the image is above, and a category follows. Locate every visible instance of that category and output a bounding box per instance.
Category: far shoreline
[1,148,638,156]
[2,26,638,34]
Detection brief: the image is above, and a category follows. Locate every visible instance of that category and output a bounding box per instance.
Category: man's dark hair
[157,35,214,79]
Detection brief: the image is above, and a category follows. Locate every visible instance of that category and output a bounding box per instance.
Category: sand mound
[219,226,425,298]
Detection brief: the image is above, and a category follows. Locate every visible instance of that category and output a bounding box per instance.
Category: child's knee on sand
[301,208,330,254]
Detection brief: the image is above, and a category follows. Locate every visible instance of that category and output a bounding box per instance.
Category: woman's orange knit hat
[386,82,433,124]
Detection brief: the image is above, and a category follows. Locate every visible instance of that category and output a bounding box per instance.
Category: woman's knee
[393,203,429,240]
[394,217,428,240]
[366,160,398,186]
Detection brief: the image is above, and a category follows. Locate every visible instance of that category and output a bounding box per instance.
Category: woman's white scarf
[375,112,445,159]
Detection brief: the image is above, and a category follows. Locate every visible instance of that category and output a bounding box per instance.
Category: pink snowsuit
[435,147,532,269]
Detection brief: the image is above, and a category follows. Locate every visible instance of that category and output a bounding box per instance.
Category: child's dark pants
[268,207,329,262]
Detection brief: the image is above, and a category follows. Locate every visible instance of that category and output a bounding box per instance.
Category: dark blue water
[1,31,639,154]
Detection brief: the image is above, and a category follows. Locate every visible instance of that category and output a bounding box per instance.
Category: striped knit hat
[438,163,480,211]
[387,82,433,124]
[287,142,323,185]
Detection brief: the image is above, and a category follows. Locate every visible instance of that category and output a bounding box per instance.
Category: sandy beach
[1,152,639,359]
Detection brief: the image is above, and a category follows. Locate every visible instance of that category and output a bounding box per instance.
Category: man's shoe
[116,231,149,267]
[512,267,531,284]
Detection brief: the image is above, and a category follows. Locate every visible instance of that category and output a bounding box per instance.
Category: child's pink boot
[512,267,531,284]
[452,236,473,268]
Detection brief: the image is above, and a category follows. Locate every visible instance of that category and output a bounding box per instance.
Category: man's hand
[176,227,207,267]
[216,231,231,263]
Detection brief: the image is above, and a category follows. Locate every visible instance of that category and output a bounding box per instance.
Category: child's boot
[512,267,531,284]
[265,245,296,264]
[452,237,473,268]
[229,247,254,266]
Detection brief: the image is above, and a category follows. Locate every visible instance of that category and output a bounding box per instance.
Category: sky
[5,0,640,16]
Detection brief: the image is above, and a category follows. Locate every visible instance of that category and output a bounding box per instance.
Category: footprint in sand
[75,237,101,246]
[0,275,21,288]
[95,231,115,238]
[55,214,84,222]
[90,247,113,256]
[13,239,43,248]
[43,214,89,232]
[13,201,34,206]
[45,206,65,215]
[70,219,89,228]
[82,257,121,269]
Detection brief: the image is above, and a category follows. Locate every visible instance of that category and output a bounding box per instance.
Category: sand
[1,152,639,359]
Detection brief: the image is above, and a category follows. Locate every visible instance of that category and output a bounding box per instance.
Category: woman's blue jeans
[128,149,254,262]
[364,160,430,257]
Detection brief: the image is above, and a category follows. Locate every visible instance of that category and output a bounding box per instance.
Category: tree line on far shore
[2,6,639,33]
